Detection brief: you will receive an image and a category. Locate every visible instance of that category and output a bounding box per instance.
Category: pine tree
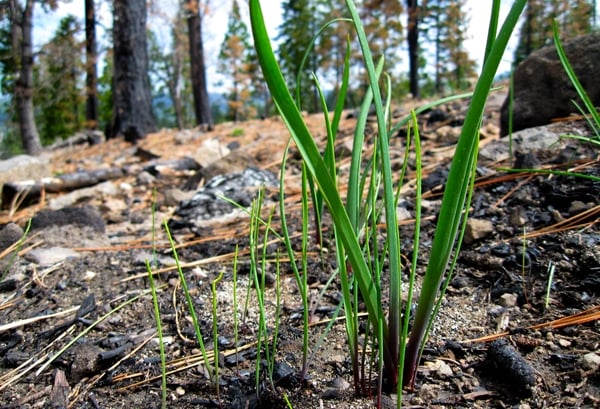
[218,0,255,121]
[359,0,404,83]
[406,0,420,98]
[85,0,98,129]
[421,0,475,93]
[34,15,84,144]
[0,0,58,155]
[277,0,325,112]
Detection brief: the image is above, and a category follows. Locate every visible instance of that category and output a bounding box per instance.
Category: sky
[33,1,593,93]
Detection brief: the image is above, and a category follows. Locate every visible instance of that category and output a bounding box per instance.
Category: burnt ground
[0,92,599,408]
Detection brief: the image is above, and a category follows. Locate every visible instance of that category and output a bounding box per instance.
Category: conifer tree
[359,0,404,83]
[34,15,84,143]
[421,0,475,93]
[277,0,324,112]
[0,0,58,154]
[218,0,255,121]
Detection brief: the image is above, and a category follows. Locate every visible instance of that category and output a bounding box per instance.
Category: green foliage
[148,11,195,130]
[34,15,85,144]
[97,51,113,132]
[421,0,477,93]
[277,0,328,112]
[250,0,526,404]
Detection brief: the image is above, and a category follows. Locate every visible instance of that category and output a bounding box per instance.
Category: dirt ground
[0,92,599,408]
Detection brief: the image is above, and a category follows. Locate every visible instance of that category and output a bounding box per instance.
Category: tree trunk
[108,0,157,143]
[10,0,42,155]
[406,0,420,99]
[85,0,99,129]
[186,0,213,129]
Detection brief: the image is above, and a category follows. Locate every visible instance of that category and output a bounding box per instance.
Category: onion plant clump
[250,0,526,404]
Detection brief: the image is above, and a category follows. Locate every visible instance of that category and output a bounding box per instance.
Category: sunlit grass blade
[344,0,402,385]
[250,0,385,350]
[163,221,213,383]
[146,260,167,409]
[403,0,527,388]
[553,20,600,137]
[211,271,224,398]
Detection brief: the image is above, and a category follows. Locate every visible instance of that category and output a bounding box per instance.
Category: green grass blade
[344,0,402,381]
[403,0,527,388]
[250,0,385,342]
[146,260,167,409]
[553,21,600,136]
[163,221,213,383]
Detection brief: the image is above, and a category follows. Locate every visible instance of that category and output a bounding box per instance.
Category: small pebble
[499,293,518,308]
[581,352,600,371]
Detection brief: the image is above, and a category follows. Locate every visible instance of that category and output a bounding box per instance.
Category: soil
[0,92,599,409]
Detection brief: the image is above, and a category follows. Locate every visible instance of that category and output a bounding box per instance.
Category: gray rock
[500,33,600,135]
[172,167,279,227]
[0,155,51,202]
[25,247,80,266]
[0,223,24,252]
[580,352,600,371]
[31,205,106,233]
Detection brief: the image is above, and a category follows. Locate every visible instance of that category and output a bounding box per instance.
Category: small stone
[581,352,600,371]
[25,247,80,266]
[557,338,571,348]
[136,171,156,185]
[330,376,350,390]
[509,206,528,226]
[499,293,518,308]
[435,359,453,377]
[396,206,412,221]
[175,386,185,396]
[568,200,588,214]
[464,218,494,244]
[488,304,505,317]
[434,125,461,143]
[418,383,440,401]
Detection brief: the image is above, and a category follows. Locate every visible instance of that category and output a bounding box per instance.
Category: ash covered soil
[0,92,599,408]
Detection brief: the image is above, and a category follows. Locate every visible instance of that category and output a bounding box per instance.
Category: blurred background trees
[0,0,597,156]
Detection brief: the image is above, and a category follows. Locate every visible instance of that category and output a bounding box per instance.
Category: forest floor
[0,91,599,409]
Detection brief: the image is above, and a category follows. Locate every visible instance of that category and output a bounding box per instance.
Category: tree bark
[9,0,42,155]
[108,0,156,143]
[186,0,213,129]
[406,0,420,99]
[85,0,98,129]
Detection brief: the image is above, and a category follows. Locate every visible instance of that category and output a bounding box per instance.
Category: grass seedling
[251,0,526,404]
[520,227,530,306]
[146,260,167,409]
[148,188,167,409]
[250,0,526,405]
[545,262,556,310]
[163,222,214,384]
[211,270,224,400]
[232,245,240,372]
[248,187,280,393]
